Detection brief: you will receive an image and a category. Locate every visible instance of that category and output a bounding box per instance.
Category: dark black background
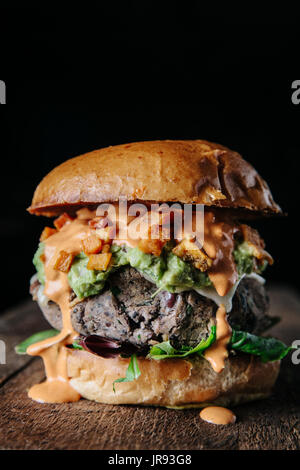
[0,6,299,312]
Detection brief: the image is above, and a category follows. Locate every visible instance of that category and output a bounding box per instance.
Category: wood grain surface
[0,285,299,450]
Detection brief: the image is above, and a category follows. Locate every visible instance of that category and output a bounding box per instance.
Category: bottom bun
[67,348,280,408]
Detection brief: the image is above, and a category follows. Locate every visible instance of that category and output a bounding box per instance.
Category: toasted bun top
[28,140,281,216]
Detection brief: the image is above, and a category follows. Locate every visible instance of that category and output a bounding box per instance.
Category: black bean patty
[30,267,276,348]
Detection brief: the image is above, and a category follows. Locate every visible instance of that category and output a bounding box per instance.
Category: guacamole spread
[33,240,262,300]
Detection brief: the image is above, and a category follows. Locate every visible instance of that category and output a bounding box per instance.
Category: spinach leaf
[148,327,296,364]
[15,329,59,354]
[148,326,216,360]
[230,330,293,362]
[71,340,84,350]
[113,354,141,392]
[149,341,176,357]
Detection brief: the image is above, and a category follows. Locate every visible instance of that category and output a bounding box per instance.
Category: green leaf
[15,329,59,355]
[113,354,141,392]
[71,340,84,350]
[148,326,216,360]
[230,330,293,362]
[149,341,176,357]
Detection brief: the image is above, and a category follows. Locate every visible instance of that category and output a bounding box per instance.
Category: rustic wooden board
[0,300,49,385]
[0,285,299,450]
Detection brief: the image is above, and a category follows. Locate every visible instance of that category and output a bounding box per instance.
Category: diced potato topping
[101,243,111,253]
[172,239,213,272]
[240,224,273,265]
[53,250,75,273]
[138,239,164,257]
[82,235,103,255]
[54,212,73,230]
[87,253,112,271]
[137,212,171,256]
[40,226,57,241]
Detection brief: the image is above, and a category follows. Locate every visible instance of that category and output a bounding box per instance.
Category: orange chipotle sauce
[204,304,232,373]
[27,210,96,403]
[200,406,236,425]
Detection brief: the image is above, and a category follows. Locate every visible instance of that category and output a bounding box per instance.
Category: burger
[16,140,293,411]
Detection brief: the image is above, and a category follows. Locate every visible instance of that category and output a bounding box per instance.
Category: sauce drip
[203,211,238,296]
[28,336,80,403]
[182,210,238,296]
[27,211,95,403]
[200,406,236,425]
[204,304,232,373]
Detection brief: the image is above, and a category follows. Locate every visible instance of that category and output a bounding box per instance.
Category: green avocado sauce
[33,239,263,300]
